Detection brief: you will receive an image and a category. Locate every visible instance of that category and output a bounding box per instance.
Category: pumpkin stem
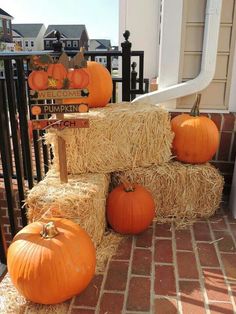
[190,94,201,117]
[121,180,135,192]
[41,222,59,239]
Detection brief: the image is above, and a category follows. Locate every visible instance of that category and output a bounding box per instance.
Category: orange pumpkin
[47,63,67,89]
[7,218,96,304]
[63,61,113,108]
[171,94,219,164]
[67,68,90,88]
[107,182,155,234]
[28,70,48,90]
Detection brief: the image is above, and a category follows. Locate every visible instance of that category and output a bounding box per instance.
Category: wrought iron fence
[0,31,149,270]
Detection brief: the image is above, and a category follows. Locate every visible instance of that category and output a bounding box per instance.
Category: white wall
[228,37,236,113]
[119,0,161,82]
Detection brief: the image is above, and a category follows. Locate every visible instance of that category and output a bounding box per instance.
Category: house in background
[0,8,14,51]
[43,24,89,51]
[12,24,46,51]
[89,39,112,67]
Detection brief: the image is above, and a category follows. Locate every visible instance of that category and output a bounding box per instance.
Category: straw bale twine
[45,102,174,174]
[26,170,109,247]
[111,161,224,228]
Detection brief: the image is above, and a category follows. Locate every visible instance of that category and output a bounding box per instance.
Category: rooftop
[44,24,87,39]
[12,23,44,38]
[0,8,13,18]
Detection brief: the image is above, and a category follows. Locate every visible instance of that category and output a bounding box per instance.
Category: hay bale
[0,274,70,314]
[111,161,224,228]
[26,170,110,247]
[45,102,174,174]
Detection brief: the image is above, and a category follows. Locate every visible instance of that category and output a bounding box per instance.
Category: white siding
[178,0,236,110]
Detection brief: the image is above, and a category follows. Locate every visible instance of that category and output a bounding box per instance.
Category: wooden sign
[28,50,89,184]
[31,119,89,130]
[31,103,89,115]
[30,88,89,100]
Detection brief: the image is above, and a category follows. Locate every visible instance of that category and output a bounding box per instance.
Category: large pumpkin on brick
[63,61,113,107]
[7,218,96,304]
[171,94,220,164]
[107,181,155,234]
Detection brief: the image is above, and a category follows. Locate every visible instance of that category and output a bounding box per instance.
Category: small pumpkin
[47,63,67,89]
[171,94,220,164]
[107,181,155,234]
[28,70,48,90]
[63,61,113,108]
[7,218,96,304]
[67,68,90,89]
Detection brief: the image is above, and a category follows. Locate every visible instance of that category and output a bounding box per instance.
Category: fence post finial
[53,30,63,52]
[121,30,132,101]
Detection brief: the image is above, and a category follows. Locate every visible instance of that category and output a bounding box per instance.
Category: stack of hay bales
[26,101,224,240]
[26,102,173,248]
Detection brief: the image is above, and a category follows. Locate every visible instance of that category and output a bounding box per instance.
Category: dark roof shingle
[44,25,86,38]
[0,8,13,18]
[90,39,111,49]
[12,24,44,37]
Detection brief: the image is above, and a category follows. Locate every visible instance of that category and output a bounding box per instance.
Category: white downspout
[132,0,222,105]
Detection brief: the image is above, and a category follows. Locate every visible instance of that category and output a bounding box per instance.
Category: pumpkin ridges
[172,116,219,163]
[171,96,219,164]
[7,218,96,304]
[107,183,155,234]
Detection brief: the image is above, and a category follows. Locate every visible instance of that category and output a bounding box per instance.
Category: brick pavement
[66,213,236,313]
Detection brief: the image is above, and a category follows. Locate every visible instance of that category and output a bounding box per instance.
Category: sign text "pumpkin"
[31,103,89,114]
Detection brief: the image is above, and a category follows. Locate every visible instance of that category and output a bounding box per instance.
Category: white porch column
[119,0,161,82]
[158,0,184,108]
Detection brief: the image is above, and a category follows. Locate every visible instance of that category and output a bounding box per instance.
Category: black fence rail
[0,31,149,269]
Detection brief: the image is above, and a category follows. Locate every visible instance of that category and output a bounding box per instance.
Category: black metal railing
[0,31,149,269]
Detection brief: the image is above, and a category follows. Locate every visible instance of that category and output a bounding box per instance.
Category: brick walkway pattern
[67,213,236,314]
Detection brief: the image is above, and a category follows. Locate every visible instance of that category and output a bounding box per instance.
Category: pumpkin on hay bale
[7,218,96,305]
[171,94,220,164]
[111,161,224,228]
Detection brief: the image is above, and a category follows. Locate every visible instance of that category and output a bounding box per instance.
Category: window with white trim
[73,41,78,47]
